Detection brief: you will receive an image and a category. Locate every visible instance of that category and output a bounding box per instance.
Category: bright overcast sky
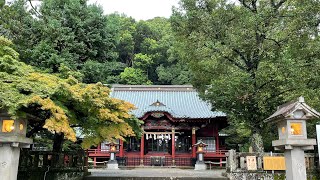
[88,0,180,20]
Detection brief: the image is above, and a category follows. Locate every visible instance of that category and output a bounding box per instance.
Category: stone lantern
[0,110,33,180]
[106,142,120,169]
[193,139,207,170]
[265,97,319,180]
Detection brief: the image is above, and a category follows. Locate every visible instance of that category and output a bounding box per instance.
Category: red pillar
[97,143,101,151]
[192,127,196,158]
[172,128,175,165]
[119,139,124,157]
[93,157,97,167]
[140,134,144,165]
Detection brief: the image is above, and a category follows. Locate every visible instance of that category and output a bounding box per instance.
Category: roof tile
[110,85,226,119]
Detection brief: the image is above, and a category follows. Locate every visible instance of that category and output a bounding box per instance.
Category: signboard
[317,125,320,166]
[246,156,257,170]
[263,156,286,170]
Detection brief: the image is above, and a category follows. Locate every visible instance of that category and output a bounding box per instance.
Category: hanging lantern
[146,134,149,140]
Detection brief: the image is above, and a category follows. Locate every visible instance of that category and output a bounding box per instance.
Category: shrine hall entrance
[144,131,192,154]
[147,138,169,152]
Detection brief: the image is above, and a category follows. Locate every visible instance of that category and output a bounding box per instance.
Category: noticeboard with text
[263,156,286,170]
[246,156,257,170]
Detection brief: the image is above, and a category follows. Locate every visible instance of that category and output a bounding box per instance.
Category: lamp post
[265,97,319,180]
[106,142,119,169]
[0,110,33,180]
[193,139,207,170]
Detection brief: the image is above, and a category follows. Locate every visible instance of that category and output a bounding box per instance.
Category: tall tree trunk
[52,133,64,167]
[251,133,264,155]
[53,133,64,152]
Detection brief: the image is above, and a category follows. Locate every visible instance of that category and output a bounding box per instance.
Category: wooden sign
[263,156,286,170]
[246,156,257,170]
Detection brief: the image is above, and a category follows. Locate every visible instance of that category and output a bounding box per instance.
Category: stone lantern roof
[264,96,320,123]
[193,139,207,147]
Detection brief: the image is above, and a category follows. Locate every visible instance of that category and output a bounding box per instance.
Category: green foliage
[133,53,153,70]
[1,1,192,86]
[80,60,125,84]
[0,37,142,148]
[120,67,152,85]
[1,0,119,77]
[0,0,5,8]
[171,0,320,150]
[156,63,191,85]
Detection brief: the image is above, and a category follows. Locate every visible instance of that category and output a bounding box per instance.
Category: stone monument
[0,110,33,180]
[265,97,318,180]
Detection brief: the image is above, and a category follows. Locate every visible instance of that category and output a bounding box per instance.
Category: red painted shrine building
[88,85,228,166]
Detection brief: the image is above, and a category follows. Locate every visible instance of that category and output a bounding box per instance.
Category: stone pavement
[84,168,228,180]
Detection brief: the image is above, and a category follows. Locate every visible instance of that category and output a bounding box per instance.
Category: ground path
[85,168,228,180]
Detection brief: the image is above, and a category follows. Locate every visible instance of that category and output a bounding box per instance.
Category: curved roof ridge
[138,104,180,118]
[111,84,196,92]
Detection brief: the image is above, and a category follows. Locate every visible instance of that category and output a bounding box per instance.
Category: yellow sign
[263,156,286,170]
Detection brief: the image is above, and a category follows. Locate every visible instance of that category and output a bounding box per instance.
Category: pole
[316,125,320,167]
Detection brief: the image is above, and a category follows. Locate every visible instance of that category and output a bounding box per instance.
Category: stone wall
[227,172,284,180]
[226,172,318,180]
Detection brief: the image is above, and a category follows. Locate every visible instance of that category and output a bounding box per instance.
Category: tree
[1,0,119,77]
[171,0,320,152]
[80,60,126,84]
[0,36,142,151]
[120,67,152,85]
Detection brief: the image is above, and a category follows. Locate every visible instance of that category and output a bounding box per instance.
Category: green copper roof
[110,85,226,119]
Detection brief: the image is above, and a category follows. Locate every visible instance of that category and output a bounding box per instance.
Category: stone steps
[84,168,228,180]
[84,177,228,180]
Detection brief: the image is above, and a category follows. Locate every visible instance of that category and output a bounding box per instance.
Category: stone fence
[225,150,319,180]
[18,150,88,180]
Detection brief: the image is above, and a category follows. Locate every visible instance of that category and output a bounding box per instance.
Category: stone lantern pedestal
[106,142,119,170]
[193,140,207,170]
[0,110,33,180]
[265,97,319,180]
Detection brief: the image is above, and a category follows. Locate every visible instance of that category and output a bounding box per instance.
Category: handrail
[87,149,229,155]
[87,149,111,154]
[204,149,229,154]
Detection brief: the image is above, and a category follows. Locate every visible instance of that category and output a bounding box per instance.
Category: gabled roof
[110,85,226,119]
[265,96,320,123]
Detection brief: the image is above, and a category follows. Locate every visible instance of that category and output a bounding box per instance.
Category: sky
[88,0,180,20]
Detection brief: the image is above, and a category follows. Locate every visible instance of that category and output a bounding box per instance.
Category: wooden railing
[87,149,229,156]
[205,149,229,154]
[87,149,110,155]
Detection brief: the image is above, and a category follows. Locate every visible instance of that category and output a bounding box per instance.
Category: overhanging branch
[223,56,247,71]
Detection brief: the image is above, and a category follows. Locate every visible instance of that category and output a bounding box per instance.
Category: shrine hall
[88,85,228,167]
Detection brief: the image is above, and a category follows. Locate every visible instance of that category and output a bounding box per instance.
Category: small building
[88,85,228,166]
